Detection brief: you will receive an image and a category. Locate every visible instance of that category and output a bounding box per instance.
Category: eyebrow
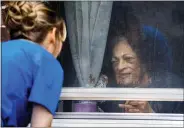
[112,54,135,59]
[123,53,135,57]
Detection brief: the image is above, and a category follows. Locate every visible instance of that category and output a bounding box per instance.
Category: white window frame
[60,88,183,101]
[53,88,184,127]
[53,113,183,127]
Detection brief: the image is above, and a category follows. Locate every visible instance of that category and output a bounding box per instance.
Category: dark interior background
[52,1,184,87]
[129,1,184,78]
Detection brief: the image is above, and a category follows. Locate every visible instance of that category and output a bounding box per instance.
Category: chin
[116,79,133,87]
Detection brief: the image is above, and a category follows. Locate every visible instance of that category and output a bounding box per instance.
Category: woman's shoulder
[3,39,63,73]
[2,39,44,53]
[150,71,184,88]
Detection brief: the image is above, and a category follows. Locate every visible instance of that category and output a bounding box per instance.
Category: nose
[117,59,127,71]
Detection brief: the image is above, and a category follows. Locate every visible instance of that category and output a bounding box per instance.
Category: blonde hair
[5,1,66,44]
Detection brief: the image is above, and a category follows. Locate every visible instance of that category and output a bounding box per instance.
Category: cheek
[132,62,141,78]
[131,58,140,70]
[113,64,118,73]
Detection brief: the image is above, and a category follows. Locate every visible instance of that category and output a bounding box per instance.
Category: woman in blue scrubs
[1,1,66,127]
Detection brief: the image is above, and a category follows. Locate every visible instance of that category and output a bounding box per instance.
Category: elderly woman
[98,13,183,113]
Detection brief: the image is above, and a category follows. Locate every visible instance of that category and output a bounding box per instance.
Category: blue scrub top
[1,39,64,127]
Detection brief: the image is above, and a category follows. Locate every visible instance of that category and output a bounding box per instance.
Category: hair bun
[5,1,37,31]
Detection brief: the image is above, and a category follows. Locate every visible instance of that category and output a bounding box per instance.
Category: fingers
[119,104,136,109]
[119,101,150,113]
[128,101,147,106]
[129,101,148,110]
[126,108,140,113]
[119,104,136,113]
[119,101,151,113]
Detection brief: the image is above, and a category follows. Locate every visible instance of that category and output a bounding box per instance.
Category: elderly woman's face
[112,40,141,87]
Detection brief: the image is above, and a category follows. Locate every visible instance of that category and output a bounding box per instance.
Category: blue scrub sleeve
[28,58,63,115]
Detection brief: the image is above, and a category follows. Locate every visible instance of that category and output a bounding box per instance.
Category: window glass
[57,100,184,114]
[55,1,184,89]
[101,1,184,90]
[49,1,184,114]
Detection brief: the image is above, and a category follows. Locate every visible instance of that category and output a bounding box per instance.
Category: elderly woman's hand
[119,101,154,113]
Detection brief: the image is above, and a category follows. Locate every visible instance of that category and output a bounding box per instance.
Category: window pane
[101,1,184,89]
[57,100,184,114]
[53,1,184,114]
[56,1,184,88]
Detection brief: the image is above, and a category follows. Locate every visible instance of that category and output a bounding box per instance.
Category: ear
[49,27,57,45]
[41,27,57,56]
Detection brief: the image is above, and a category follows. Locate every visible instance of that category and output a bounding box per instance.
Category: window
[49,1,184,127]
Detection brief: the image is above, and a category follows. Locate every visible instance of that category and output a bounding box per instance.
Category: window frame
[51,2,184,127]
[60,88,184,101]
[52,112,183,127]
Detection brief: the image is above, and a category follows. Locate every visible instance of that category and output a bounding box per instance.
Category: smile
[118,73,131,79]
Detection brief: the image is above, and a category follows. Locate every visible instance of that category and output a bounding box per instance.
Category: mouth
[118,73,131,79]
